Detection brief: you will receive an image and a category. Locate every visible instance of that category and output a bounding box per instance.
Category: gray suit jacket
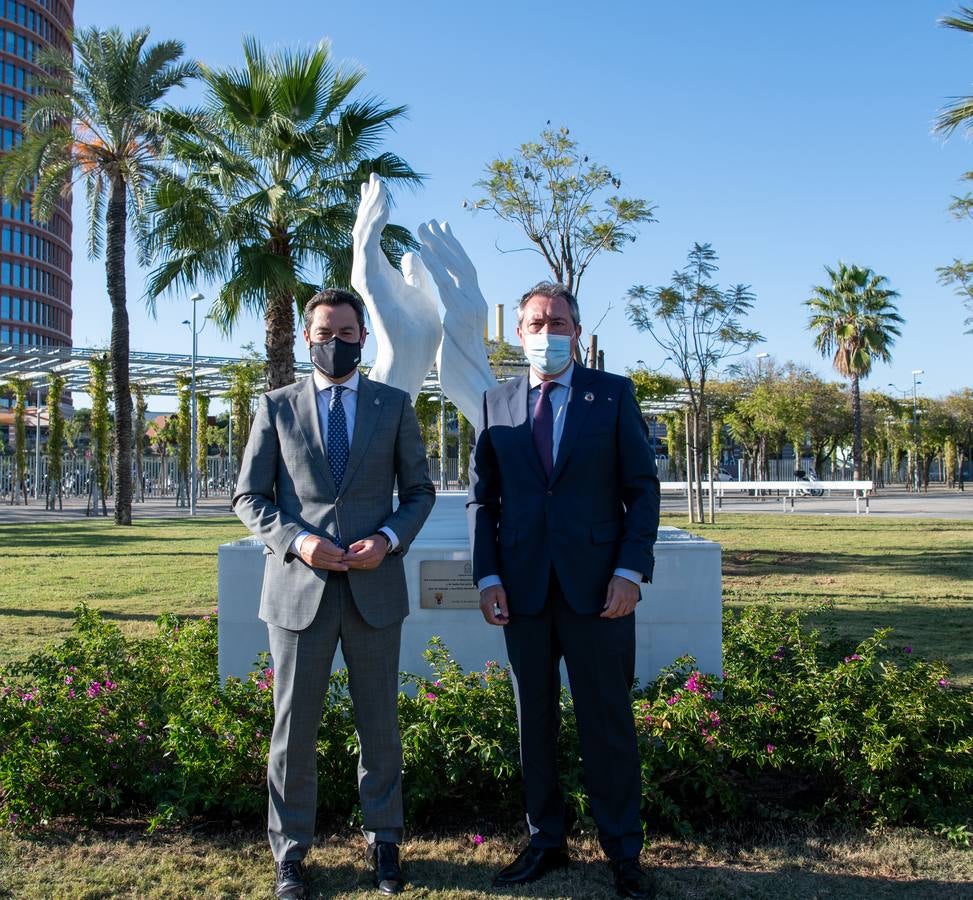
[467,365,660,615]
[233,374,435,631]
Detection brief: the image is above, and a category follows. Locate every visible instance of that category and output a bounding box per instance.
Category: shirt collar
[312,367,360,394]
[529,361,574,391]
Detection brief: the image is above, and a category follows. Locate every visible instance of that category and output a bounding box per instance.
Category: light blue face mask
[522,333,574,376]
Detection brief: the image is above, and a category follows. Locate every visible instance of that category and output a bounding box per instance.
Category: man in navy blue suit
[467,282,661,899]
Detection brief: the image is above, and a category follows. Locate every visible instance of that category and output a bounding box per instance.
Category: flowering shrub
[0,604,970,836]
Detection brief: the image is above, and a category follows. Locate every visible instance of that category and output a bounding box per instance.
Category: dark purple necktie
[532,380,556,478]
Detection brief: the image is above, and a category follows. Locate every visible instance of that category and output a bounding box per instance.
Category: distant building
[0,0,74,353]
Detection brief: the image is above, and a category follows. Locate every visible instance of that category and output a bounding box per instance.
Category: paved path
[0,495,237,524]
[660,486,973,519]
[0,486,971,525]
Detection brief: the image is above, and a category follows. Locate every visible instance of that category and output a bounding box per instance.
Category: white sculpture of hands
[417,220,498,424]
[351,173,443,401]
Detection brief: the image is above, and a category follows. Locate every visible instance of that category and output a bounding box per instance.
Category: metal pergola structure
[0,343,532,401]
[0,344,315,397]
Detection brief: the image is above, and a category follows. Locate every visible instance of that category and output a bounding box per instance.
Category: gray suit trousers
[267,572,403,862]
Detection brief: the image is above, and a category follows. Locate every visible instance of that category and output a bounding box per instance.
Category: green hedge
[0,605,970,837]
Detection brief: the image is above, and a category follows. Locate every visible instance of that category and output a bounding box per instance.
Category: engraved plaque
[420,559,479,609]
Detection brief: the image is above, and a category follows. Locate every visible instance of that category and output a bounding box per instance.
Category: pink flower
[938,678,950,688]
[137,720,146,729]
[766,743,776,754]
[903,646,912,654]
[425,692,437,702]
[257,680,269,691]
[666,695,679,706]
[86,682,102,699]
[137,735,147,744]
[844,654,862,663]
[64,676,73,685]
[684,672,701,693]
[473,834,484,846]
[68,689,75,699]
[203,615,211,622]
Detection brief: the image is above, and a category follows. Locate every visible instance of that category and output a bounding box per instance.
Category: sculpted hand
[479,584,509,626]
[351,174,442,400]
[344,535,388,570]
[351,173,391,248]
[300,535,349,572]
[601,575,640,619]
[417,220,497,424]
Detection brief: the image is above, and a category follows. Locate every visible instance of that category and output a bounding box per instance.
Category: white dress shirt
[290,368,399,556]
[478,362,642,593]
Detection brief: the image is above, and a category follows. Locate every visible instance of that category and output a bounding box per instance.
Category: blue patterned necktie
[328,385,349,490]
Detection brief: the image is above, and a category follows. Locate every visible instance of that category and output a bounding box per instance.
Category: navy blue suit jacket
[467,365,661,616]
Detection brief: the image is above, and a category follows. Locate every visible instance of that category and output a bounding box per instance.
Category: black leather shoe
[366,841,404,895]
[610,857,656,899]
[493,845,570,886]
[274,860,309,900]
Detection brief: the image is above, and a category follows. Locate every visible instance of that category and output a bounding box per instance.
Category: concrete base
[218,493,723,687]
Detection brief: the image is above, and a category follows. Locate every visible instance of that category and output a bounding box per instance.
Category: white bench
[660,481,875,514]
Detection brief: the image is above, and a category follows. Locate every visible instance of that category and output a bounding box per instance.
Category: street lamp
[911,369,923,493]
[182,291,206,515]
[889,371,923,493]
[756,352,769,379]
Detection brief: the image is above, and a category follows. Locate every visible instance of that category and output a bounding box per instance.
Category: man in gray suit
[234,288,435,899]
[468,283,660,899]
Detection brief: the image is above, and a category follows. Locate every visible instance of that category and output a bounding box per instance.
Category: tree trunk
[684,408,694,522]
[265,292,296,390]
[850,373,862,481]
[693,413,704,523]
[106,174,132,525]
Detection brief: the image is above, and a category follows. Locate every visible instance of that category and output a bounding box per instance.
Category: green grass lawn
[2,513,971,682]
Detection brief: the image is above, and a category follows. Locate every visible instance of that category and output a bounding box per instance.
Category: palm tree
[0,27,198,525]
[935,8,973,137]
[147,38,423,390]
[805,263,904,480]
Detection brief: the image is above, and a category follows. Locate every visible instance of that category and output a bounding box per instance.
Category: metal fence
[1,452,966,502]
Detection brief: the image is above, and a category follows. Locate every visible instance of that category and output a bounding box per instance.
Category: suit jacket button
[546,490,553,496]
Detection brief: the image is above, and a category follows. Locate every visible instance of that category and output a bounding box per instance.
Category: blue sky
[72,0,973,407]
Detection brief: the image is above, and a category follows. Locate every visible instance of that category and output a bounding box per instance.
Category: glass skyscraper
[0,0,73,350]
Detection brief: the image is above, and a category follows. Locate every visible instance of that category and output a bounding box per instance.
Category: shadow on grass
[723,548,973,581]
[175,858,973,899]
[0,518,241,545]
[0,608,164,622]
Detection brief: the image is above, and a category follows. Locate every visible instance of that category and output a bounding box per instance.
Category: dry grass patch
[1,826,971,899]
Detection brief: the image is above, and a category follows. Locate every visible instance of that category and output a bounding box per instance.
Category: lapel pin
[584,392,595,402]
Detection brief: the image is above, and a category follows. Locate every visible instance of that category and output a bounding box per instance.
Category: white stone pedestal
[218,493,723,687]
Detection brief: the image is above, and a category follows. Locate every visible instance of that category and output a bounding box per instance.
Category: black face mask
[310,337,362,379]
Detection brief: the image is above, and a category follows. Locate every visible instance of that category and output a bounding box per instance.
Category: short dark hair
[517,282,581,327]
[303,288,366,333]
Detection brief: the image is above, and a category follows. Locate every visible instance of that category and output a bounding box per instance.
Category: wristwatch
[379,532,394,555]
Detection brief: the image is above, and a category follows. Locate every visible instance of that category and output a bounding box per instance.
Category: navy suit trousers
[502,568,644,861]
